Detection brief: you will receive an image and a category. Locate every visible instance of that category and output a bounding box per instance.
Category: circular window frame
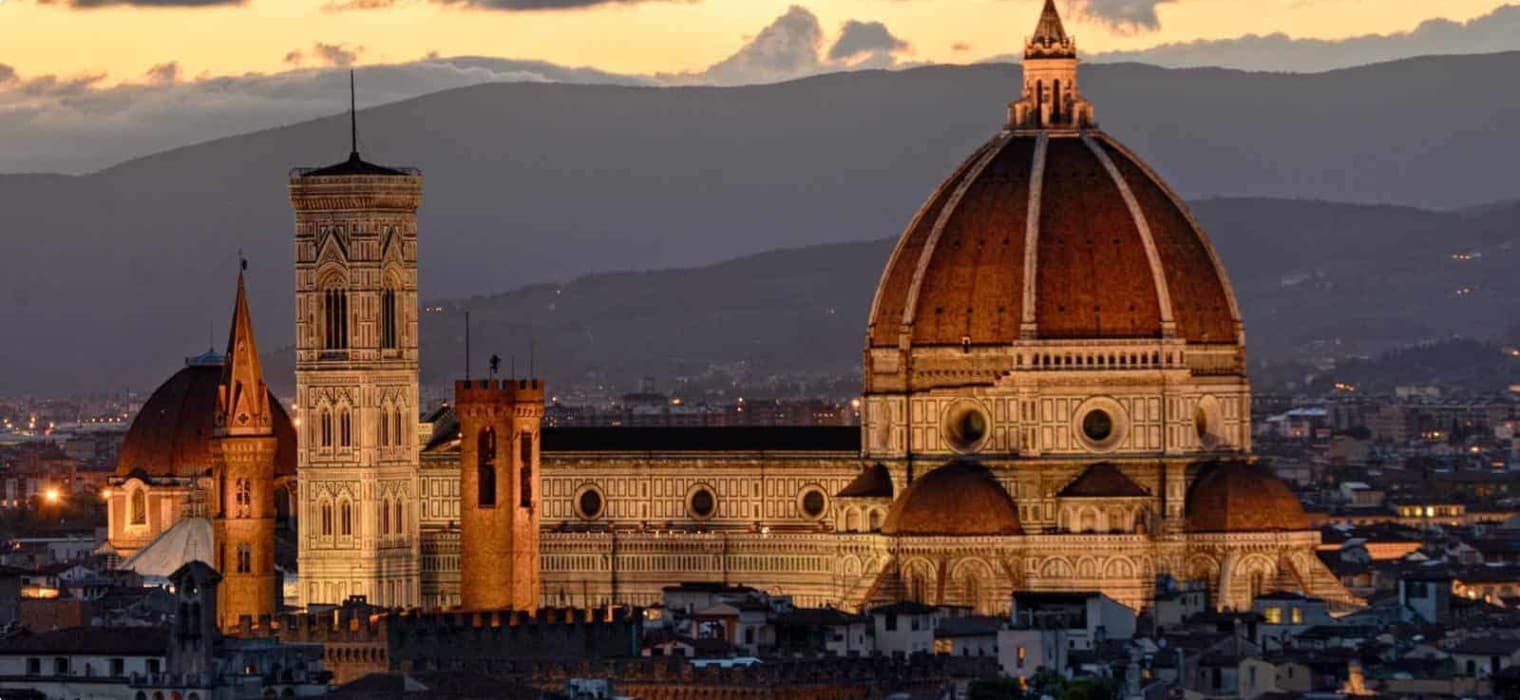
[941,399,993,455]
[1073,397,1128,453]
[686,484,718,521]
[574,484,605,521]
[797,486,829,521]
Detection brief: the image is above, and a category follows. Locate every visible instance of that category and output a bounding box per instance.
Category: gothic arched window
[380,288,398,350]
[320,500,333,537]
[319,408,333,449]
[236,543,252,574]
[338,407,352,448]
[129,488,147,526]
[478,428,497,508]
[339,500,352,537]
[323,288,349,351]
[378,405,390,447]
[393,408,404,448]
[381,496,391,535]
[393,499,404,535]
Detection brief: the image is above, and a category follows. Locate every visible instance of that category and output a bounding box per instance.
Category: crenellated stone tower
[455,378,545,611]
[212,270,280,629]
[291,101,424,608]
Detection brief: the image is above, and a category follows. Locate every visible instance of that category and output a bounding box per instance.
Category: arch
[841,555,863,577]
[477,427,497,508]
[843,507,861,533]
[950,558,997,614]
[319,498,334,537]
[380,286,400,350]
[129,486,147,526]
[381,495,392,535]
[867,508,884,531]
[1039,557,1074,578]
[1103,557,1137,579]
[337,405,352,448]
[1229,553,1279,603]
[902,558,937,604]
[1107,506,1129,533]
[1078,506,1099,533]
[339,499,353,537]
[1076,556,1099,578]
[378,403,391,447]
[394,498,404,535]
[318,406,333,448]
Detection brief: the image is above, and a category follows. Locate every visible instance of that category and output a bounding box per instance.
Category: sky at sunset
[1,0,1514,86]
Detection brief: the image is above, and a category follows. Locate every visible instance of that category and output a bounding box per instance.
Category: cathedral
[108,0,1356,626]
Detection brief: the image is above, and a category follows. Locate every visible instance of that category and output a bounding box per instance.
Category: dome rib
[1081,134,1176,335]
[1097,137,1244,344]
[899,133,1014,343]
[867,136,1004,348]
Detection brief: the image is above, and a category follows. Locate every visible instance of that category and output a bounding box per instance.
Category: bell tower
[212,269,279,629]
[455,378,544,611]
[1009,0,1095,130]
[291,76,424,609]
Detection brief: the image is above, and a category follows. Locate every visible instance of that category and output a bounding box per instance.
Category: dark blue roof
[299,151,410,178]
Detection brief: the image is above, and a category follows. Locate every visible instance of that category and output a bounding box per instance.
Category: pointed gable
[1058,463,1149,498]
[217,272,273,437]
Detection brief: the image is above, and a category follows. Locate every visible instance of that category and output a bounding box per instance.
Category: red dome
[882,461,1022,537]
[1185,461,1309,533]
[116,362,296,480]
[868,131,1240,348]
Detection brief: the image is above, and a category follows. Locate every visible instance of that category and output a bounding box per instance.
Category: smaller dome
[1185,461,1309,533]
[117,363,296,479]
[882,461,1022,536]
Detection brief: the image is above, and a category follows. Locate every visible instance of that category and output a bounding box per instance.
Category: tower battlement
[454,379,547,406]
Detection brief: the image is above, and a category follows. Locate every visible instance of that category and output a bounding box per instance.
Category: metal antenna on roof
[464,311,471,381]
[528,338,535,379]
[349,70,359,157]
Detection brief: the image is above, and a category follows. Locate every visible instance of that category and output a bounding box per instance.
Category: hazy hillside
[6,56,1520,394]
[264,197,1520,396]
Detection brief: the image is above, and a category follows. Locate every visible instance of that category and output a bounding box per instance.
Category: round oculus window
[944,402,991,453]
[1082,409,1114,443]
[576,487,604,520]
[688,487,716,519]
[800,489,827,519]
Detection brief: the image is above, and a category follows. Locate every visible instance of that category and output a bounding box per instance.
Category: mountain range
[4,55,1520,395]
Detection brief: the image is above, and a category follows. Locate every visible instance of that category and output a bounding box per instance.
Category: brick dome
[867,131,1241,348]
[1185,461,1309,533]
[116,359,296,479]
[882,461,1022,537]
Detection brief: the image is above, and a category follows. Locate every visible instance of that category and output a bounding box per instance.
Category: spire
[349,69,359,158]
[1033,0,1068,45]
[216,266,272,437]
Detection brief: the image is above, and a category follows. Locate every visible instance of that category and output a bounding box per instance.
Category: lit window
[129,488,147,526]
[1263,607,1282,624]
[236,543,251,574]
[1290,607,1303,624]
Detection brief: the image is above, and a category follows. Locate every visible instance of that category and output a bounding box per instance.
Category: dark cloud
[145,62,179,84]
[827,20,908,63]
[313,43,363,67]
[0,65,16,86]
[284,51,305,66]
[1091,3,1520,72]
[663,5,823,85]
[1072,0,1175,33]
